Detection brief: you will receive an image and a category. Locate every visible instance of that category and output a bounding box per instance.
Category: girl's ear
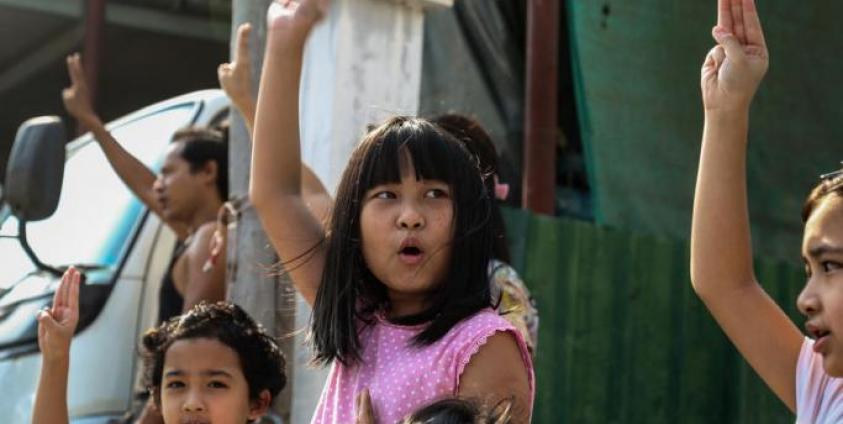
[248,390,272,420]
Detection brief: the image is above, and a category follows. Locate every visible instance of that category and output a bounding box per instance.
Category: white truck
[0,90,229,423]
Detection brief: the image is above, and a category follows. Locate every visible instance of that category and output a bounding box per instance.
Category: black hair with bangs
[310,116,494,366]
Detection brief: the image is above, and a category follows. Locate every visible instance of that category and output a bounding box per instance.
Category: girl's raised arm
[691,0,802,411]
[250,0,330,306]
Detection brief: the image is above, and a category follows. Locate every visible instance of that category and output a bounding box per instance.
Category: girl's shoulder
[445,308,535,404]
[440,308,531,369]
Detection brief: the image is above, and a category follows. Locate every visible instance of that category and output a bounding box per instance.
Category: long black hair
[310,116,494,366]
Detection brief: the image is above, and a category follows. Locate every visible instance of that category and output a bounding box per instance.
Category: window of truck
[0,102,196,350]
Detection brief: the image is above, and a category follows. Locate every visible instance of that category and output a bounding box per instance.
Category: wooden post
[522,0,559,215]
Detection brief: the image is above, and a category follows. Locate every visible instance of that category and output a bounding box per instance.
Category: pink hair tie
[494,182,510,201]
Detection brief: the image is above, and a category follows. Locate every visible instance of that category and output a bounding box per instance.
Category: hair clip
[819,161,843,181]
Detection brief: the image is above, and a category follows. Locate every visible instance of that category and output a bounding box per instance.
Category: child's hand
[204,202,233,273]
[62,54,99,127]
[37,268,81,362]
[701,0,768,112]
[218,23,255,113]
[267,0,330,40]
[355,389,375,424]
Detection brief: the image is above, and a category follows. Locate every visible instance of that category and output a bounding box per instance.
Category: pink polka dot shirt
[310,308,534,424]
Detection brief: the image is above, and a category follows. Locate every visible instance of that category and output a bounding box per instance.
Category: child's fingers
[712,27,744,64]
[710,45,726,70]
[37,309,60,333]
[235,23,252,63]
[702,44,722,78]
[729,0,746,44]
[218,63,232,79]
[717,0,733,34]
[69,54,86,87]
[741,0,766,48]
[66,55,79,86]
[53,269,70,312]
[68,268,80,315]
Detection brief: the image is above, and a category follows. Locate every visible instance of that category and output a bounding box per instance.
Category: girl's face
[360,160,454,317]
[160,337,268,424]
[798,195,843,376]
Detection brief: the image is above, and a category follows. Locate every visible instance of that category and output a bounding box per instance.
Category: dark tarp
[567,1,843,262]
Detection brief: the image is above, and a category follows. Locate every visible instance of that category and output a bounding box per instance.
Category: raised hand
[204,202,235,273]
[62,53,100,127]
[37,267,81,362]
[355,389,375,424]
[701,0,768,111]
[267,0,330,41]
[219,23,255,116]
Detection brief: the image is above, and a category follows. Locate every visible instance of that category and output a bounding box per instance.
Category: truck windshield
[0,104,195,289]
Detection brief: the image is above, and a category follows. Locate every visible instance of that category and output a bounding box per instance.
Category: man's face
[153,143,202,223]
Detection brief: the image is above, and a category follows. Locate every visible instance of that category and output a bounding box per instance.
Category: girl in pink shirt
[250,1,534,423]
[692,0,843,421]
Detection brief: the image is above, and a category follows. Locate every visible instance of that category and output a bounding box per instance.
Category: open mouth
[808,323,831,340]
[398,242,425,265]
[807,322,832,353]
[814,331,832,354]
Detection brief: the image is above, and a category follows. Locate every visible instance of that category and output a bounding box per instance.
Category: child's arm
[458,333,531,423]
[32,268,81,424]
[220,21,333,223]
[62,54,189,239]
[691,0,802,411]
[250,0,330,306]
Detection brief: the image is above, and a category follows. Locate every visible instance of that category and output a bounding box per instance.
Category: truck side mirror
[3,116,66,221]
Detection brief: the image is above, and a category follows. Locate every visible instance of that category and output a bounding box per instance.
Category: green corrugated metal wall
[503,208,803,423]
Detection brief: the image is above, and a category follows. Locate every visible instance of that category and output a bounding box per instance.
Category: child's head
[141,302,286,423]
[432,113,511,263]
[798,170,843,375]
[399,397,512,424]
[311,116,494,365]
